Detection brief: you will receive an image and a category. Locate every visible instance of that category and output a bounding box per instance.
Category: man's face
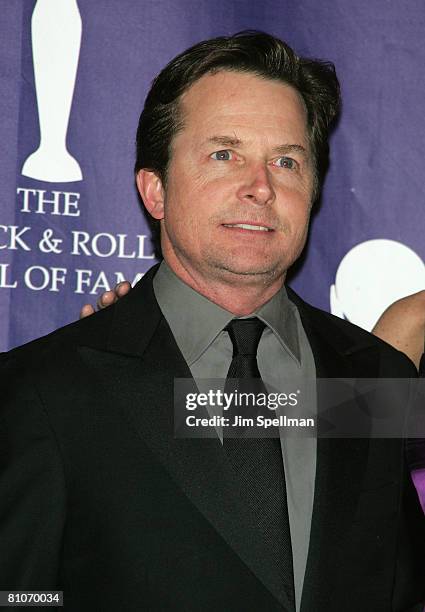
[145,70,315,289]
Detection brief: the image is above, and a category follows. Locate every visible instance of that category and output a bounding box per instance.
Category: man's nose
[236,163,275,206]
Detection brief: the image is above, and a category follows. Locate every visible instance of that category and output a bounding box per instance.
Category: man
[1,32,424,611]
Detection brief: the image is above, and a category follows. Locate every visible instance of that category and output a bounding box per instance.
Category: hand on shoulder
[79,281,132,319]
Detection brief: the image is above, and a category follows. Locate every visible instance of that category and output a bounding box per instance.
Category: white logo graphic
[21,0,82,182]
[330,239,425,331]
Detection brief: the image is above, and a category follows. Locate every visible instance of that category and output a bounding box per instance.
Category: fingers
[79,281,132,320]
[96,282,132,309]
[115,281,132,297]
[79,304,95,319]
[97,290,117,310]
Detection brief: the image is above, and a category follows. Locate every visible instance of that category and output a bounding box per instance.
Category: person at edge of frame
[373,291,425,499]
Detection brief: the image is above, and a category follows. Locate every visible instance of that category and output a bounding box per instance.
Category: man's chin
[210,259,286,284]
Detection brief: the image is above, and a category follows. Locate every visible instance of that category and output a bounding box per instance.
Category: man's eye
[274,156,297,169]
[210,150,233,161]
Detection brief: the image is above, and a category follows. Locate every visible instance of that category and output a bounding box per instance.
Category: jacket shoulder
[287,287,418,376]
[1,304,114,369]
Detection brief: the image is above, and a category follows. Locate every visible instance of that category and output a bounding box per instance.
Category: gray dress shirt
[153,261,317,611]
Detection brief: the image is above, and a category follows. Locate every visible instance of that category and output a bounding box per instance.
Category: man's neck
[162,257,286,316]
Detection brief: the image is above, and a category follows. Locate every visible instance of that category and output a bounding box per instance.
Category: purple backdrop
[1,1,424,351]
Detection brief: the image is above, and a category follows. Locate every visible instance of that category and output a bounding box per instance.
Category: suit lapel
[79,266,293,610]
[288,289,381,611]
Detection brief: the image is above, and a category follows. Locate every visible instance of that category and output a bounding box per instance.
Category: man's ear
[136,169,165,220]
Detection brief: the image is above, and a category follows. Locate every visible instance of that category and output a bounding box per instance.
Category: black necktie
[226,317,266,379]
[224,318,267,429]
[224,318,295,611]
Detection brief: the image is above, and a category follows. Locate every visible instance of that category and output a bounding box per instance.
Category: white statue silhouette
[330,239,425,331]
[21,0,83,182]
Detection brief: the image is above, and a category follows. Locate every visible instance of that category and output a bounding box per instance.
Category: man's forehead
[180,69,302,106]
[177,70,309,140]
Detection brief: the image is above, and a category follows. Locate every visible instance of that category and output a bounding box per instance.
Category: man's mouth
[222,223,272,232]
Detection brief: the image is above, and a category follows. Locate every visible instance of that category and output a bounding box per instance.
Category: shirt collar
[153,261,300,366]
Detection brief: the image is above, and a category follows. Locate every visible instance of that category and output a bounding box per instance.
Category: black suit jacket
[1,265,424,611]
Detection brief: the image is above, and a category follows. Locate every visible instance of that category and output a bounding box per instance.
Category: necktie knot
[225,317,266,357]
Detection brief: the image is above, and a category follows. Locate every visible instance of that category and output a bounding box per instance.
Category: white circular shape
[330,239,425,331]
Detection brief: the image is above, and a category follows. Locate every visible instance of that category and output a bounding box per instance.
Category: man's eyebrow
[204,137,309,157]
[205,135,243,147]
[272,144,308,157]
